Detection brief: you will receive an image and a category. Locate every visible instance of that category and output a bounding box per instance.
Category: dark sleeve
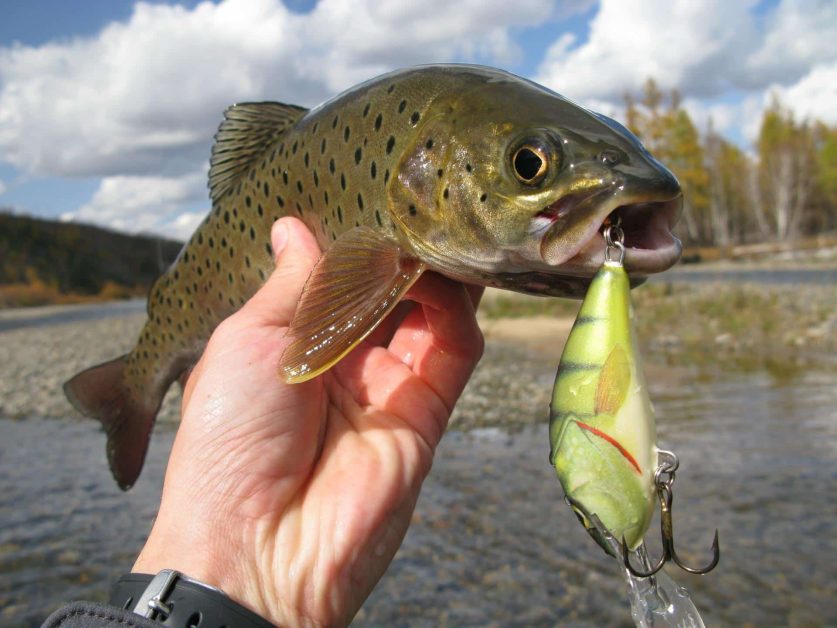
[42,601,158,628]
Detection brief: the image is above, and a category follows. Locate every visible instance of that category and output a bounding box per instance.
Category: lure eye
[512,144,549,185]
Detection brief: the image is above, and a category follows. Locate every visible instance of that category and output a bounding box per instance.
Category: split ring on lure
[550,222,719,576]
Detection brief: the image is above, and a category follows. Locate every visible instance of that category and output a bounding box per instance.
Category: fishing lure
[549,223,719,574]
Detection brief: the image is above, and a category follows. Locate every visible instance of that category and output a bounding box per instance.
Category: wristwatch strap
[110,571,276,627]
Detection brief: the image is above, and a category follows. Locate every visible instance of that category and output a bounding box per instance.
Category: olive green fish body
[549,261,657,552]
[64,65,682,489]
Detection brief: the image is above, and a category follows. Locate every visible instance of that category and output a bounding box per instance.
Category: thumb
[244,217,322,327]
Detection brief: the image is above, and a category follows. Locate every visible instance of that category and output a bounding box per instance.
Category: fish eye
[512,143,549,186]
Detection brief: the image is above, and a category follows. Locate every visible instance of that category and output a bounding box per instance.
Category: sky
[0,0,835,239]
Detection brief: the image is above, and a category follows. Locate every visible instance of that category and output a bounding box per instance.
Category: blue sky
[0,0,834,237]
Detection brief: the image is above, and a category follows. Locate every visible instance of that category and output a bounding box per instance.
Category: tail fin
[63,355,160,490]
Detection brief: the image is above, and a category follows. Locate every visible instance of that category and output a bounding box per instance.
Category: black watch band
[110,570,276,627]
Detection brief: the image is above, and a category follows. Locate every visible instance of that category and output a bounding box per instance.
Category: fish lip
[539,191,683,276]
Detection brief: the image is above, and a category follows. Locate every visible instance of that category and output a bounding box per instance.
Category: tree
[625,79,711,245]
[756,96,817,241]
[705,122,755,246]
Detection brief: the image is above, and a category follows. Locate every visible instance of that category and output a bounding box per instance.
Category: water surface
[1,365,834,626]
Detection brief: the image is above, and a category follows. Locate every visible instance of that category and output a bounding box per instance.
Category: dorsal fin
[209,101,308,202]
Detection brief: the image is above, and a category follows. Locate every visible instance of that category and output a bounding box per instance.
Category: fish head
[388,70,682,297]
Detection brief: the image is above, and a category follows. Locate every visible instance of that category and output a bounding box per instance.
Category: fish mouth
[538,190,683,276]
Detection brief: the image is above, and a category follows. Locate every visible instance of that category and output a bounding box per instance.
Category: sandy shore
[0,305,574,430]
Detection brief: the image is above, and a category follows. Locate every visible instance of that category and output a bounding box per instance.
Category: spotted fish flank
[64,64,683,489]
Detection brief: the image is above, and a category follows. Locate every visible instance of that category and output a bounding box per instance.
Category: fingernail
[273,222,289,256]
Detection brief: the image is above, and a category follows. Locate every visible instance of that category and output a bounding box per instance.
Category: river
[1,270,835,626]
[1,363,835,626]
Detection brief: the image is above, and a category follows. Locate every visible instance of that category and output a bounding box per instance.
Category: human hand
[133,217,484,626]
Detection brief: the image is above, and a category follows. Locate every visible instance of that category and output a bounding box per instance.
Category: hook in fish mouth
[538,191,683,276]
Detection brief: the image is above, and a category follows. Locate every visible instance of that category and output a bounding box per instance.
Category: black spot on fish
[295,201,302,215]
[375,209,382,226]
[362,102,370,117]
[443,187,449,199]
[425,139,434,150]
[344,126,350,142]
[355,147,362,164]
[239,220,245,232]
[229,248,235,258]
[197,266,203,276]
[183,252,189,262]
[308,193,313,209]
[357,193,364,210]
[265,242,272,256]
[259,268,266,280]
[297,180,303,193]
[321,138,326,154]
[387,84,395,94]
[264,181,269,196]
[283,171,289,185]
[208,237,215,248]
[480,193,488,202]
[340,173,346,190]
[292,140,298,154]
[337,205,343,223]
[324,190,329,204]
[221,237,227,248]
[332,115,338,129]
[173,270,180,280]
[408,204,417,216]
[386,136,395,154]
[245,255,251,267]
[304,152,309,167]
[374,113,382,131]
[258,203,265,216]
[437,169,443,178]
[215,261,221,272]
[198,233,204,244]
[466,163,473,172]
[370,161,377,179]
[398,100,406,113]
[384,169,390,183]
[329,158,335,174]
[312,122,319,134]
[410,111,420,125]
[246,196,252,208]
[313,170,319,187]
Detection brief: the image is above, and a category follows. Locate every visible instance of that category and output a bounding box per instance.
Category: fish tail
[63,354,162,490]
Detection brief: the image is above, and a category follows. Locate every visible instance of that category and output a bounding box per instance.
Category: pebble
[0,311,559,433]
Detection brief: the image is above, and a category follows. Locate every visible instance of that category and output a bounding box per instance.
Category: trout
[549,258,657,553]
[65,64,682,489]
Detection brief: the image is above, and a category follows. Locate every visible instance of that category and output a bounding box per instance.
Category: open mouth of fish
[537,190,683,275]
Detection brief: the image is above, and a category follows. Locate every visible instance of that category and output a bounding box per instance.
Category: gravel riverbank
[0,307,565,430]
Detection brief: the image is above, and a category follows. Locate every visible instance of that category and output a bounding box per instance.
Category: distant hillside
[0,211,183,307]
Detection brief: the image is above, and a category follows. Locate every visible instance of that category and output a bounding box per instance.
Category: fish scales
[125,74,448,397]
[64,64,684,489]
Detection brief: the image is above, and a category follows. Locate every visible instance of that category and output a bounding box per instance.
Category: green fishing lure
[549,255,657,554]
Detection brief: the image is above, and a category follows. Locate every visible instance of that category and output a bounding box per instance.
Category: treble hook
[622,451,720,578]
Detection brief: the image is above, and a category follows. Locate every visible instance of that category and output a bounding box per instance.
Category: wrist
[111,570,277,627]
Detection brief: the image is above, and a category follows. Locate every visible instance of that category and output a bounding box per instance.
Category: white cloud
[745,0,837,88]
[0,178,6,196]
[536,0,837,125]
[0,0,553,181]
[772,61,837,126]
[536,0,757,103]
[0,0,565,235]
[62,170,207,238]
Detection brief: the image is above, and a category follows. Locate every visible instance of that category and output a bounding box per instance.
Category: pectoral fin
[280,227,425,383]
